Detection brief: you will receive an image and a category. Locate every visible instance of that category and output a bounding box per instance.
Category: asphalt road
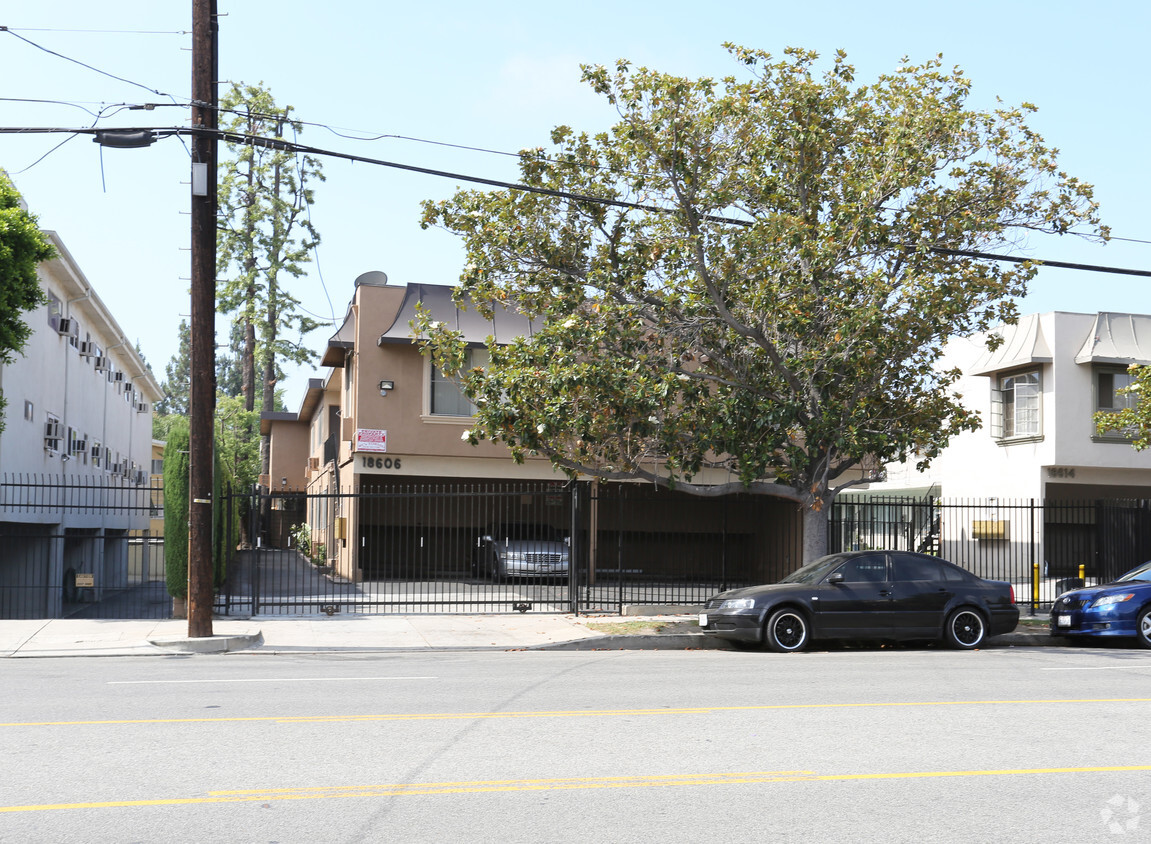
[3,644,1150,843]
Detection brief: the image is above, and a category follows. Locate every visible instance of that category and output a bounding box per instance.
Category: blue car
[1050,560,1151,647]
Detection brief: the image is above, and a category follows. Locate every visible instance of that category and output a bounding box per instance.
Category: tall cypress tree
[216,82,326,477]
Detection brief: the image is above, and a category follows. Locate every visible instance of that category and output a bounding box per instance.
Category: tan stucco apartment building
[263,272,800,585]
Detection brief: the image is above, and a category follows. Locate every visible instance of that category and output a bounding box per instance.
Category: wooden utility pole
[188,0,218,637]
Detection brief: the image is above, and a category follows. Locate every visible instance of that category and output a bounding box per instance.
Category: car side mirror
[828,572,845,585]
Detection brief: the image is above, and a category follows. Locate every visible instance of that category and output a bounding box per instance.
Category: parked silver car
[475,523,570,580]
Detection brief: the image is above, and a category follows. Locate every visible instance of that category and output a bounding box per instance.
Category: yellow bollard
[1079,563,1085,583]
[1032,562,1040,614]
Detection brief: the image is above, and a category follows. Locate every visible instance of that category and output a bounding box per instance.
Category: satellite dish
[354,271,389,287]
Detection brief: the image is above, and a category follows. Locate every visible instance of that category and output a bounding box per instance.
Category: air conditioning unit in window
[71,437,88,455]
[121,461,132,479]
[112,372,125,384]
[77,341,94,357]
[134,469,147,485]
[56,318,79,338]
[308,457,320,471]
[94,356,109,372]
[135,401,149,414]
[44,420,62,451]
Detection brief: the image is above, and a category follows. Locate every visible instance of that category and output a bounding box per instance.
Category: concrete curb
[146,629,264,654]
[540,629,1052,651]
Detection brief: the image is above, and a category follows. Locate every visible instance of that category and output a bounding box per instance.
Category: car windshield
[493,524,561,542]
[779,554,851,585]
[1115,560,1151,583]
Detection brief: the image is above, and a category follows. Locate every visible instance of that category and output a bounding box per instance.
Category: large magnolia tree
[418,46,1107,561]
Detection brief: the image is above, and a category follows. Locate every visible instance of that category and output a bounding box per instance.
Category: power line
[1,28,186,102]
[2,26,189,35]
[3,123,1146,278]
[189,126,1151,279]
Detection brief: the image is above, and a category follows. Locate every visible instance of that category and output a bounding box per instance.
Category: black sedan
[699,551,1019,652]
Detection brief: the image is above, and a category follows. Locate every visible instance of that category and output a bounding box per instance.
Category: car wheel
[764,608,808,653]
[945,608,986,649]
[1136,607,1151,649]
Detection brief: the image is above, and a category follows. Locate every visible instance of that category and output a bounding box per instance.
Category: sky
[1,0,1148,409]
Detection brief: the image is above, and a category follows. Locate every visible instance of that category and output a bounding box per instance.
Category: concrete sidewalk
[0,613,1052,658]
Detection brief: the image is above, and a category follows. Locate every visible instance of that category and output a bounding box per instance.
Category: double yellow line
[5,767,1151,814]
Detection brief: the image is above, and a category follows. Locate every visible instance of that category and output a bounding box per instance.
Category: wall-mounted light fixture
[379,380,395,397]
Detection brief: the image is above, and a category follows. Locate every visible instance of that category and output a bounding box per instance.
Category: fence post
[569,481,581,616]
[1030,499,1038,616]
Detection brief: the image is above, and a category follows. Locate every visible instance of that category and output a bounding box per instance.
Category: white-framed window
[990,369,1041,440]
[46,292,62,331]
[430,348,489,417]
[44,413,62,453]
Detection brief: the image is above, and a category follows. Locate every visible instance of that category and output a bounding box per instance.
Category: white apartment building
[0,231,161,617]
[845,311,1151,581]
[865,311,1151,500]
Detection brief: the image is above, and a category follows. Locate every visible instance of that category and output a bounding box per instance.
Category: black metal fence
[6,473,1151,619]
[831,495,1151,607]
[0,474,167,619]
[211,481,801,616]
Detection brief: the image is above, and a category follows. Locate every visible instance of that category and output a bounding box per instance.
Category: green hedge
[163,418,190,599]
[164,417,237,598]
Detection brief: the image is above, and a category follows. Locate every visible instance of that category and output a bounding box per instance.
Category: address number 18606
[360,456,402,470]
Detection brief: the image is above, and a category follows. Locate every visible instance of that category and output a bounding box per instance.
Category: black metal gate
[220,481,580,615]
[216,481,801,616]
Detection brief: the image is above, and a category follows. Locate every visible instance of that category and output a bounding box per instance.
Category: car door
[814,553,894,638]
[889,553,952,636]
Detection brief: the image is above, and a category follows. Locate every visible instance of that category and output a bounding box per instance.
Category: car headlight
[1091,593,1134,608]
[719,597,756,611]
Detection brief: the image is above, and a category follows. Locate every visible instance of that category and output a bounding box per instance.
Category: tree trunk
[261,354,275,476]
[241,317,256,412]
[802,504,829,565]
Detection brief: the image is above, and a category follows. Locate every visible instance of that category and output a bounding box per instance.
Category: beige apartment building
[263,272,800,585]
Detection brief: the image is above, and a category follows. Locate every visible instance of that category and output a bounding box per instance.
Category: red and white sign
[354,428,388,453]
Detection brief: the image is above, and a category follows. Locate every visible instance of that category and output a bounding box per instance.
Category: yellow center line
[4,698,1151,728]
[4,767,1151,814]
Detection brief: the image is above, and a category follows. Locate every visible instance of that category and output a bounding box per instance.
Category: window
[990,370,1040,440]
[892,555,943,582]
[430,348,489,416]
[46,292,62,331]
[834,554,889,583]
[1095,367,1138,440]
[1096,367,1137,412]
[44,413,62,453]
[24,401,33,422]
